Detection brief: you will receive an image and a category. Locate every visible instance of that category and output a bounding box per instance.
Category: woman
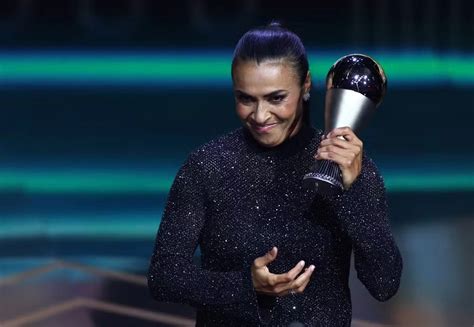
[148,22,402,326]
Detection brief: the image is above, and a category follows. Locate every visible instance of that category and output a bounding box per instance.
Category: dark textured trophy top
[326,54,387,107]
[147,123,403,326]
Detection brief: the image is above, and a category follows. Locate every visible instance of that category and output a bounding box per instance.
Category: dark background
[0,1,473,326]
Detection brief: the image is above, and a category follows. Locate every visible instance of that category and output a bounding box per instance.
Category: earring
[303,92,310,101]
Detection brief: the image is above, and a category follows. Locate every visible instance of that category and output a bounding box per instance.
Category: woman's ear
[304,70,312,93]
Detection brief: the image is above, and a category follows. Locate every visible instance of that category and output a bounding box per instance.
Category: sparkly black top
[147,124,402,326]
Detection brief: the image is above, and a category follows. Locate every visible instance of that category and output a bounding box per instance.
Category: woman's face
[232,60,310,147]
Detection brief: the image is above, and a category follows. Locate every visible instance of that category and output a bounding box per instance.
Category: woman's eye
[238,95,254,104]
[269,95,285,103]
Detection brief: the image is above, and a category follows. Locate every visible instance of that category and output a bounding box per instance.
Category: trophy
[302,54,387,195]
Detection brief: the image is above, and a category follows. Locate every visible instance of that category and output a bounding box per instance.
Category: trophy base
[302,173,342,195]
[302,160,345,195]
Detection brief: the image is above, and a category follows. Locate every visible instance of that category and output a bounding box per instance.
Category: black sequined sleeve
[147,152,261,322]
[332,153,403,301]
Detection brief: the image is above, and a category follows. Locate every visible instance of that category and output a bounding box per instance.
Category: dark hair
[231,22,311,125]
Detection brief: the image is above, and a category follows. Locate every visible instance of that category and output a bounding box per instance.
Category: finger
[316,142,360,158]
[327,127,362,146]
[316,145,359,163]
[253,246,278,269]
[343,133,363,147]
[316,149,358,165]
[286,260,306,280]
[319,136,359,149]
[271,260,305,285]
[296,272,312,292]
[316,151,356,169]
[277,265,315,296]
[326,126,353,138]
[291,265,315,290]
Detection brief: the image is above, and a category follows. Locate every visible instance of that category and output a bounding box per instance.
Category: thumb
[253,246,278,269]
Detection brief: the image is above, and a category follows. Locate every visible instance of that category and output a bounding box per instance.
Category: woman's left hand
[315,127,363,190]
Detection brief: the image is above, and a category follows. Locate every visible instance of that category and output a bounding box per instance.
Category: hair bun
[268,20,283,28]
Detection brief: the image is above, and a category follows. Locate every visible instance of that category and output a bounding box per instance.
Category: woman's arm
[331,153,403,301]
[147,152,261,322]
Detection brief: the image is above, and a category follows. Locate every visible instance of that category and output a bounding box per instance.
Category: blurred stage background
[0,1,473,326]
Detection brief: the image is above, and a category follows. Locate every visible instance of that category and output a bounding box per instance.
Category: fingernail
[299,260,305,266]
[310,265,315,271]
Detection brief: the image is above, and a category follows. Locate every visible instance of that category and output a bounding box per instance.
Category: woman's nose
[254,102,270,124]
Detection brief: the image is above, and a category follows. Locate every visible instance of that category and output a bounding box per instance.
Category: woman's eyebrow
[234,89,287,98]
[234,90,251,96]
[234,90,257,99]
[263,90,287,98]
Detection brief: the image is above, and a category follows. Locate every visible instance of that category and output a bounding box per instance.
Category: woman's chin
[251,133,284,148]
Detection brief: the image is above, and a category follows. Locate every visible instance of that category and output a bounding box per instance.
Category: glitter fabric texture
[147,123,403,326]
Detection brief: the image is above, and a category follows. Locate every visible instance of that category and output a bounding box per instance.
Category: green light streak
[0,170,174,193]
[384,173,474,192]
[1,56,229,80]
[1,215,157,239]
[0,51,472,84]
[0,170,472,193]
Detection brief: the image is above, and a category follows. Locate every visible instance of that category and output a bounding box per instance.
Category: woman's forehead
[232,60,299,93]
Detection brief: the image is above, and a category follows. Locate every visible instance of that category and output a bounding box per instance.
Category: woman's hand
[315,126,363,190]
[251,246,315,296]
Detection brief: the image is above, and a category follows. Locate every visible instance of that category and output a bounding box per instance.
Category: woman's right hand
[251,246,315,296]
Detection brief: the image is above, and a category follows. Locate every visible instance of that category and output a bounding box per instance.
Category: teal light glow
[384,172,474,192]
[0,168,472,194]
[0,50,472,86]
[0,169,174,194]
[1,213,158,239]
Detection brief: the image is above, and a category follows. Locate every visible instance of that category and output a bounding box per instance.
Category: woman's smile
[250,122,279,133]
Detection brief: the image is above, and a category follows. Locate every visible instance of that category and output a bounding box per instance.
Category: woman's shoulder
[184,127,245,168]
[197,127,244,152]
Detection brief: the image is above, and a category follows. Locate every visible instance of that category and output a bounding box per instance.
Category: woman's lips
[250,123,278,133]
